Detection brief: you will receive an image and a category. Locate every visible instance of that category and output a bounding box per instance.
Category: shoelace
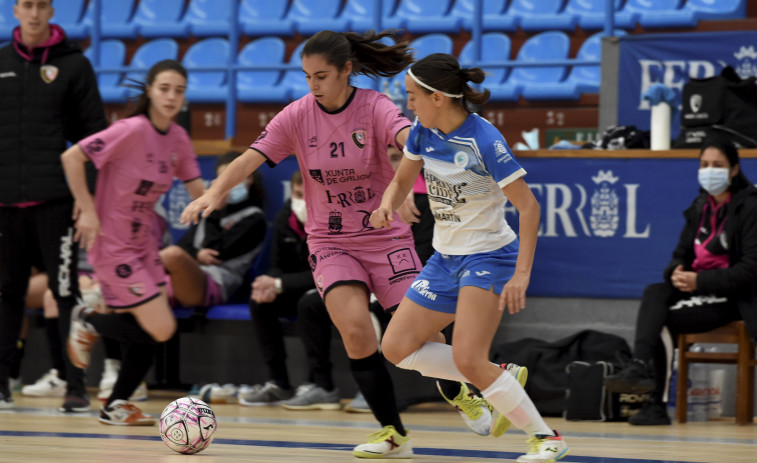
[454,389,487,418]
[525,435,542,453]
[366,426,395,443]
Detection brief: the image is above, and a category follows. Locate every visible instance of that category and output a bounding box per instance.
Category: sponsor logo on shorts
[410,279,437,301]
[387,248,417,274]
[316,274,324,293]
[116,264,132,278]
[309,254,317,272]
[475,270,491,276]
[128,284,145,297]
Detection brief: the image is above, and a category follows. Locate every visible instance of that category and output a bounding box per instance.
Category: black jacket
[268,199,315,295]
[0,25,107,203]
[665,184,757,339]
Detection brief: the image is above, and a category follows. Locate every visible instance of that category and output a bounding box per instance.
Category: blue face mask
[698,167,731,196]
[228,182,249,204]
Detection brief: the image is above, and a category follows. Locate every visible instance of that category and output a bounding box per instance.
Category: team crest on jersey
[310,169,324,184]
[40,65,58,83]
[351,129,367,149]
[454,151,468,167]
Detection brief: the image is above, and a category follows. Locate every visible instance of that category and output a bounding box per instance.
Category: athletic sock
[481,371,551,436]
[437,379,463,399]
[107,342,156,406]
[350,352,406,436]
[87,312,158,344]
[44,317,66,376]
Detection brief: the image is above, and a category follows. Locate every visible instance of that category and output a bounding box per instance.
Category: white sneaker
[516,430,569,463]
[200,383,238,404]
[67,302,99,369]
[491,363,529,437]
[99,399,155,426]
[21,369,67,397]
[437,381,492,436]
[129,382,149,401]
[97,359,121,401]
[352,425,413,459]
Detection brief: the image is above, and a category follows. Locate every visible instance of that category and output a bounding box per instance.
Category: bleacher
[6,1,757,411]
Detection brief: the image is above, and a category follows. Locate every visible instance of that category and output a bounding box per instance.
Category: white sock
[396,342,468,382]
[481,371,552,436]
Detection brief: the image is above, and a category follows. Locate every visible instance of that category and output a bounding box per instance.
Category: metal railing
[86,0,616,139]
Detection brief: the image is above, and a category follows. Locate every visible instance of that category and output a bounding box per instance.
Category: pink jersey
[79,115,201,262]
[251,88,412,242]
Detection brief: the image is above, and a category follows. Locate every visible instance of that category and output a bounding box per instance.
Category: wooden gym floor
[0,389,754,463]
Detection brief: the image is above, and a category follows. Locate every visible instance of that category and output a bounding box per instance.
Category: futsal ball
[159,396,217,454]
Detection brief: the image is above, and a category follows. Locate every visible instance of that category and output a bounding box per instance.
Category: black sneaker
[60,390,91,413]
[628,400,671,426]
[0,386,13,409]
[604,358,655,393]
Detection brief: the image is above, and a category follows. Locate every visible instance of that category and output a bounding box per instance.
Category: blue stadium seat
[237,36,289,103]
[565,0,636,30]
[450,0,508,31]
[508,0,577,31]
[239,0,295,37]
[346,0,398,33]
[639,0,746,28]
[124,38,180,98]
[0,0,14,40]
[383,0,461,34]
[488,31,570,102]
[521,30,626,101]
[279,40,310,101]
[183,38,231,103]
[623,0,694,29]
[184,0,232,37]
[459,32,511,88]
[352,73,380,91]
[387,33,453,92]
[51,0,88,39]
[83,39,128,103]
[289,0,349,35]
[133,0,190,38]
[82,0,138,39]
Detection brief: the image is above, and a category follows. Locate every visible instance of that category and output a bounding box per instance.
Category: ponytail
[410,53,490,110]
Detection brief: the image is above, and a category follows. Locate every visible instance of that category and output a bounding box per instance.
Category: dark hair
[125,59,187,118]
[700,134,751,192]
[409,53,490,111]
[302,30,414,79]
[290,170,303,185]
[216,151,266,208]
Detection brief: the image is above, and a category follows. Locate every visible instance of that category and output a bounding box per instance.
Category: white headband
[407,68,463,99]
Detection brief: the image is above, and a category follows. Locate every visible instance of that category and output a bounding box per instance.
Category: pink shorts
[308,236,420,311]
[92,248,166,309]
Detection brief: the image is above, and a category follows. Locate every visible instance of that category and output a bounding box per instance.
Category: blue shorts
[405,241,519,314]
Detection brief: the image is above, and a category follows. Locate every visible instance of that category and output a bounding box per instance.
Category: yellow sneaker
[438,381,493,436]
[352,425,413,459]
[491,363,529,437]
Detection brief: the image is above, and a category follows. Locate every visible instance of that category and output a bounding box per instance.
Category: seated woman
[604,135,757,425]
[160,151,267,308]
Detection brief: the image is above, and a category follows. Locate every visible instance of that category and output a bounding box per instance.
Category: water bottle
[688,345,709,422]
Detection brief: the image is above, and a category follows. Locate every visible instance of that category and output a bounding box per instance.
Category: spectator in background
[604,136,757,425]
[160,151,267,310]
[241,170,345,409]
[61,59,205,425]
[0,0,108,411]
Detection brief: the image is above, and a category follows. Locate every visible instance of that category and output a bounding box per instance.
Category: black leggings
[633,282,741,401]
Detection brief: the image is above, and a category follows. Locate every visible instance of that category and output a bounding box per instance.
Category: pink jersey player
[181,31,420,458]
[78,114,201,308]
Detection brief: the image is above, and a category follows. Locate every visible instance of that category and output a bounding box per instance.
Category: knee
[152,317,177,343]
[452,347,484,380]
[159,246,186,269]
[381,331,412,366]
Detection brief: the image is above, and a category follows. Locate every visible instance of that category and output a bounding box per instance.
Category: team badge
[454,151,468,167]
[351,130,367,149]
[40,65,58,83]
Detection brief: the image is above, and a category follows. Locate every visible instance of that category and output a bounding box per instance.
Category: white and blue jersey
[404,113,525,256]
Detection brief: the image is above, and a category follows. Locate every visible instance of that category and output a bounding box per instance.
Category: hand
[499,272,530,314]
[251,275,277,304]
[395,190,421,225]
[197,248,221,266]
[181,192,223,225]
[671,264,697,293]
[73,206,101,251]
[370,207,394,229]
